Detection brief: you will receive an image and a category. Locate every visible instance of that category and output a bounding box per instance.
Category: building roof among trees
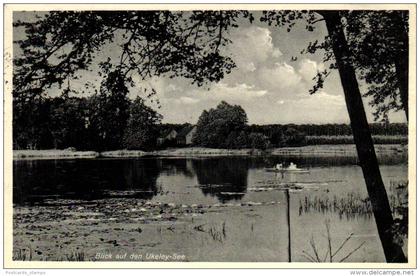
[176,125,196,139]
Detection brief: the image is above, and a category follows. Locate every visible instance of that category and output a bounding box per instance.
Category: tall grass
[299,192,373,219]
[65,251,85,261]
[13,248,33,261]
[13,247,88,261]
[193,222,227,243]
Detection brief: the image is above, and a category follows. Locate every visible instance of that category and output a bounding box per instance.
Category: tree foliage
[13,10,254,100]
[13,96,94,150]
[345,11,409,121]
[193,101,248,148]
[123,97,163,150]
[13,93,162,151]
[90,71,131,150]
[248,132,271,150]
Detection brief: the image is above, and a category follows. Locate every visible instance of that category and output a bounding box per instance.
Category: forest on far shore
[13,95,408,151]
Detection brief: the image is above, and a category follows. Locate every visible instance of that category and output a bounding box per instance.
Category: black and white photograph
[3,3,416,268]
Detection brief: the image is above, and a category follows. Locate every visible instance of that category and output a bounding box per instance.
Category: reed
[299,192,373,219]
[193,222,226,243]
[208,226,224,243]
[302,220,365,262]
[13,247,33,261]
[65,251,85,261]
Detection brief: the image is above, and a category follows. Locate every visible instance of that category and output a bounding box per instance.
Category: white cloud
[258,62,303,93]
[227,26,283,69]
[272,48,283,58]
[292,91,345,108]
[315,91,345,106]
[298,58,325,82]
[126,26,355,124]
[177,96,200,104]
[244,62,257,72]
[222,28,327,102]
[205,82,268,101]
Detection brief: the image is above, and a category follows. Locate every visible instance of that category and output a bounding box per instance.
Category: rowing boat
[265,168,310,173]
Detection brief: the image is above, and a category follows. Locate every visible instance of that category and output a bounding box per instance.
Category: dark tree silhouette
[319,10,406,262]
[260,9,408,262]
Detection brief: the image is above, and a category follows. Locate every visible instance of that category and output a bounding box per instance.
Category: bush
[248,132,271,150]
[283,127,306,146]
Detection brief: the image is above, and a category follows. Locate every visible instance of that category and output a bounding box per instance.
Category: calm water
[13,155,408,262]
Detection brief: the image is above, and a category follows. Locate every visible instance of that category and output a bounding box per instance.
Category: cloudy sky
[14,11,406,124]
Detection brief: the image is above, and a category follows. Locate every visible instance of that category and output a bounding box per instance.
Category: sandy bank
[13,144,407,160]
[100,150,147,158]
[149,147,263,156]
[13,149,98,160]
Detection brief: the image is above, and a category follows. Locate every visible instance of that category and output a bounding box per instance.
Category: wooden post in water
[286,188,291,262]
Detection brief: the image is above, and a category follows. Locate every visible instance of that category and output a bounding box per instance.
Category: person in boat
[288,162,297,170]
[275,163,283,170]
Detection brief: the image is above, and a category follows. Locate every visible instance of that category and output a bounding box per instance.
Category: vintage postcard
[3,3,416,269]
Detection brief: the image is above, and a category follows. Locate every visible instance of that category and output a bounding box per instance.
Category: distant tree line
[248,123,408,137]
[14,97,408,151]
[190,101,407,150]
[13,95,162,151]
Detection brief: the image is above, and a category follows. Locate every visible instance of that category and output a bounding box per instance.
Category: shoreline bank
[13,144,407,160]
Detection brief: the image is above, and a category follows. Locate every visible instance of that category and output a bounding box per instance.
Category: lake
[13,155,408,262]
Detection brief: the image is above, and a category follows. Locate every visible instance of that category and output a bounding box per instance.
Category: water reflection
[158,158,195,177]
[13,154,408,206]
[13,159,161,205]
[192,158,249,202]
[122,159,160,199]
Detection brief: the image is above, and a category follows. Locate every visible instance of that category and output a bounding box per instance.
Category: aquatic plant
[193,222,227,243]
[13,247,32,261]
[65,251,85,261]
[299,192,373,219]
[299,181,409,245]
[389,180,408,246]
[302,220,365,262]
[209,226,224,243]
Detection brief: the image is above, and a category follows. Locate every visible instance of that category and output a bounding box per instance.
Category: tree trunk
[319,10,407,263]
[394,27,409,121]
[395,57,409,121]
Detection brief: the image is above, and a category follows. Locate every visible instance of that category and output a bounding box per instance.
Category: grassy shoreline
[13,144,407,160]
[13,149,99,160]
